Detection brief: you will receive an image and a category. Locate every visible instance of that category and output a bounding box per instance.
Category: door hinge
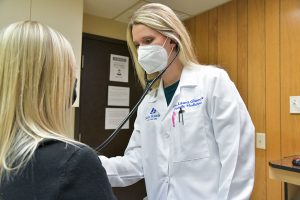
[78,132,82,142]
[81,55,85,69]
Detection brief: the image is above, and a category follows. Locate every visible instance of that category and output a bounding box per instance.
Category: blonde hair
[126,3,198,88]
[0,21,77,181]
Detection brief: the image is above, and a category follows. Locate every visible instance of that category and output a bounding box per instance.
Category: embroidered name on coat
[173,97,204,110]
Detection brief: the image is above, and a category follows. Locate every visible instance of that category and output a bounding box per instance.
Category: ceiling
[84,0,231,24]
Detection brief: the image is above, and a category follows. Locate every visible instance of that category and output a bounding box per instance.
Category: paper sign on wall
[107,86,130,106]
[105,108,129,130]
[109,54,129,82]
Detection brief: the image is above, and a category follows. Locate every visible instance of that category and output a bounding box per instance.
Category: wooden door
[76,33,146,200]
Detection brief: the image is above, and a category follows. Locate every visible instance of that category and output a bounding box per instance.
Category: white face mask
[137,38,170,74]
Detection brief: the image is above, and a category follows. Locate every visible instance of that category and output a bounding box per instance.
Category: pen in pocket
[178,108,185,125]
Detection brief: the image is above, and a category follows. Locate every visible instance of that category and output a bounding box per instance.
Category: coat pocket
[171,110,210,162]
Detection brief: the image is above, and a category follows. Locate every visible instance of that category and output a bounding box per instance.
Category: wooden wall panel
[265,0,281,199]
[280,0,300,157]
[184,17,197,57]
[217,1,238,83]
[195,12,209,64]
[208,9,218,65]
[237,0,248,104]
[184,0,300,199]
[248,0,266,199]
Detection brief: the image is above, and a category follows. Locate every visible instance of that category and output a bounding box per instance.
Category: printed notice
[109,54,129,82]
[107,86,130,106]
[105,108,129,130]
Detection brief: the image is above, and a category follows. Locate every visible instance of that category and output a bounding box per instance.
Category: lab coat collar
[147,64,199,103]
[174,65,199,94]
[178,65,199,87]
[147,87,160,103]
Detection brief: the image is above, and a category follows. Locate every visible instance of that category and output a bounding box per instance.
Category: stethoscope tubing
[95,48,180,153]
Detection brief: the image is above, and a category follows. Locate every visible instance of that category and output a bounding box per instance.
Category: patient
[0,21,116,200]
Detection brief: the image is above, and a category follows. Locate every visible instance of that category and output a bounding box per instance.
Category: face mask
[137,38,170,74]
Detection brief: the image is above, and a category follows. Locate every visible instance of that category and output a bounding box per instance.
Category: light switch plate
[290,96,300,114]
[256,132,266,150]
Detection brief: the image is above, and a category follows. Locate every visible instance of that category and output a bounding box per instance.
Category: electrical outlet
[256,132,266,150]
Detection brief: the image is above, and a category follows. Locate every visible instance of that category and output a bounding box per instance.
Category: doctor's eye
[143,37,154,45]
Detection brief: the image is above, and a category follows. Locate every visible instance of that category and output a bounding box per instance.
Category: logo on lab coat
[145,107,160,121]
[150,108,157,114]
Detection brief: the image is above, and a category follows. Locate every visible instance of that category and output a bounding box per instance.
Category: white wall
[0,0,31,26]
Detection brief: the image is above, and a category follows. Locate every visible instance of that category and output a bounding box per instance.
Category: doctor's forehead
[132,24,161,43]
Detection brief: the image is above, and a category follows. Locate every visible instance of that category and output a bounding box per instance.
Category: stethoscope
[95,45,180,152]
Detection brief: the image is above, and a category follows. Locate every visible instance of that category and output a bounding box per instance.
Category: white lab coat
[100,64,255,200]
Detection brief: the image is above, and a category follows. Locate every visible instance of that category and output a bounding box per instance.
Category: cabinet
[269,156,300,200]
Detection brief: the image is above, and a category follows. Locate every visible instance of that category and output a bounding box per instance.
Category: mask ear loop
[162,37,175,58]
[162,37,168,47]
[168,45,175,57]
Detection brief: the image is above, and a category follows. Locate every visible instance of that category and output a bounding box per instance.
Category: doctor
[100,3,255,200]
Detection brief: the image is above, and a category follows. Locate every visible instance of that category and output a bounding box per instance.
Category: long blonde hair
[0,21,77,181]
[126,3,198,88]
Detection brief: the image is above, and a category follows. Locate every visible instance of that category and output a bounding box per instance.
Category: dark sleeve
[57,145,117,200]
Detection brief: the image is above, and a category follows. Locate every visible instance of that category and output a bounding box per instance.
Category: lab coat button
[165,132,170,137]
